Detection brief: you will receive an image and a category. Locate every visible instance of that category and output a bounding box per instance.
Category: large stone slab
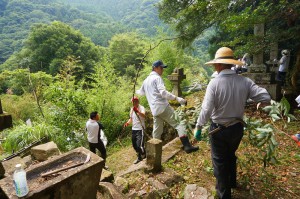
[1,156,27,176]
[0,147,104,199]
[31,141,60,161]
[146,139,162,172]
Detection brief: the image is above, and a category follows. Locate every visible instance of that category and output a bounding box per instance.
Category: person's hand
[123,122,129,128]
[194,128,202,141]
[176,97,187,106]
[133,107,139,113]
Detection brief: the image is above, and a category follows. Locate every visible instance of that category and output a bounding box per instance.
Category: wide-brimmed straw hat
[205,47,243,66]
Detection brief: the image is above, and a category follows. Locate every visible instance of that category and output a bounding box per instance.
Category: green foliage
[18,21,103,75]
[1,121,60,153]
[0,0,123,64]
[109,32,147,75]
[263,97,297,124]
[0,69,52,95]
[158,0,300,65]
[85,58,131,142]
[0,94,39,122]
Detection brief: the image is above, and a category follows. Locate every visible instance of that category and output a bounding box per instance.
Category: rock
[2,156,26,176]
[22,155,32,167]
[184,184,212,199]
[127,190,138,199]
[146,177,169,196]
[98,182,127,199]
[31,141,60,161]
[100,169,114,182]
[155,168,184,187]
[114,176,129,193]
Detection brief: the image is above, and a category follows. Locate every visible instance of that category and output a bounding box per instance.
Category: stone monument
[242,24,280,100]
[167,68,186,97]
[0,99,13,131]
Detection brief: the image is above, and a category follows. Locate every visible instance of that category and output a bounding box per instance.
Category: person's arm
[124,109,133,127]
[133,106,146,118]
[196,83,215,128]
[136,83,145,96]
[156,77,186,104]
[248,80,271,104]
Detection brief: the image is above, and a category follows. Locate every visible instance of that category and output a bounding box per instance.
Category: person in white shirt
[124,96,146,164]
[276,49,290,86]
[194,47,271,199]
[86,112,107,161]
[136,60,198,153]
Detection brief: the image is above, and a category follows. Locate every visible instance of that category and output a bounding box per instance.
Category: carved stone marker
[0,99,13,131]
[146,139,162,172]
[167,68,186,97]
[243,23,280,100]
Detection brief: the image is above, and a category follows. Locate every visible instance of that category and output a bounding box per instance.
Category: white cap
[15,164,21,168]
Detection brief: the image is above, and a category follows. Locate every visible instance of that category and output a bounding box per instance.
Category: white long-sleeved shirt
[136,71,176,116]
[279,55,289,72]
[196,69,271,126]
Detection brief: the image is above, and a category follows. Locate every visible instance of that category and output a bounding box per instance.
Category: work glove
[123,122,129,127]
[194,128,202,141]
[176,97,187,106]
[133,107,139,113]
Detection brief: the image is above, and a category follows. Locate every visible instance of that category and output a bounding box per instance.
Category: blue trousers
[210,122,243,199]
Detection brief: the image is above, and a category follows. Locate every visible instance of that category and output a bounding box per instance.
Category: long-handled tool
[41,153,90,177]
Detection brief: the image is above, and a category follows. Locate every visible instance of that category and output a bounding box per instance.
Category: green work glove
[194,128,202,141]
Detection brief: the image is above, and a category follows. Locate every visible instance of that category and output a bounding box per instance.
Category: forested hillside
[0,0,120,64]
[61,0,165,35]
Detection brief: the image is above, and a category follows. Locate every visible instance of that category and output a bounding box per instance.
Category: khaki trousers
[152,105,186,139]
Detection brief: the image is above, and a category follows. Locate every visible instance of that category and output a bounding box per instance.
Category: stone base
[248,64,267,73]
[0,113,12,131]
[242,72,275,84]
[258,83,281,100]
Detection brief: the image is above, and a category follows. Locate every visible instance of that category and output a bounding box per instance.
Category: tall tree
[109,32,146,75]
[158,1,299,52]
[3,21,104,76]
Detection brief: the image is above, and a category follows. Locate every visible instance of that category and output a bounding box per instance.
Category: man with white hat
[194,47,271,199]
[136,60,199,153]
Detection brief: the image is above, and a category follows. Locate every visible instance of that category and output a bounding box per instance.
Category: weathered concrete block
[31,141,60,161]
[0,147,104,199]
[2,156,26,176]
[146,139,162,172]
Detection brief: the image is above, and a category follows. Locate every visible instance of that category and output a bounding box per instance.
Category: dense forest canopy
[158,0,300,56]
[0,0,169,65]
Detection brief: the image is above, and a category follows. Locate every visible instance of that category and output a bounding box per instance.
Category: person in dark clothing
[86,111,107,161]
[194,47,271,199]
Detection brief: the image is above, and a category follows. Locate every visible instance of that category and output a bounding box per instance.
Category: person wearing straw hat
[124,96,146,164]
[194,47,271,199]
[136,60,199,153]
